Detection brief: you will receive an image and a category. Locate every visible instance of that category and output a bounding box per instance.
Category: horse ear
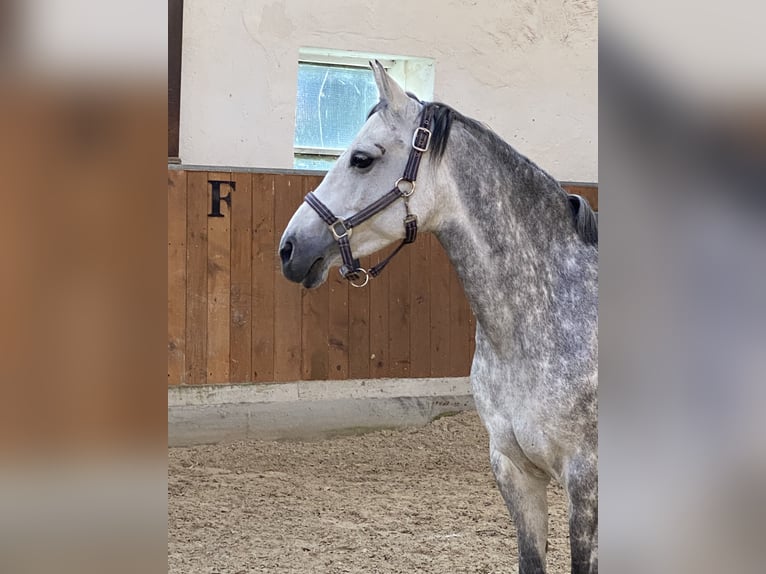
[370,59,410,113]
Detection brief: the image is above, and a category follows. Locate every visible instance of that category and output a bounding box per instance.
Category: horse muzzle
[279,232,335,288]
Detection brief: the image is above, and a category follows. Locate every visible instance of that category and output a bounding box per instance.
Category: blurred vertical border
[2,1,764,573]
[0,1,167,573]
[600,1,766,573]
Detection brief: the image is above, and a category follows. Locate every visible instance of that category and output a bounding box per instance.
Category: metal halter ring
[347,268,370,288]
[395,178,416,197]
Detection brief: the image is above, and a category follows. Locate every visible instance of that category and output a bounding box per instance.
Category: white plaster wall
[180,0,597,181]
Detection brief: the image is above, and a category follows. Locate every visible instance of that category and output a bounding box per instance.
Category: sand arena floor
[168,411,570,573]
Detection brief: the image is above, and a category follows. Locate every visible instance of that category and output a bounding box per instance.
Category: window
[294,62,379,170]
[294,49,434,170]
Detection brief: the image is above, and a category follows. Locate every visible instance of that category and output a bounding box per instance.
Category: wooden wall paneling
[347,254,371,379]
[206,172,232,383]
[272,175,303,381]
[184,171,209,385]
[321,170,350,379]
[229,171,252,382]
[167,170,187,385]
[429,237,451,376]
[251,173,276,382]
[408,233,431,378]
[300,176,330,380]
[387,248,411,377]
[328,271,349,379]
[167,170,598,386]
[369,251,390,377]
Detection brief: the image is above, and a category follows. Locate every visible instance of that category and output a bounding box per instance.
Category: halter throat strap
[303,106,434,287]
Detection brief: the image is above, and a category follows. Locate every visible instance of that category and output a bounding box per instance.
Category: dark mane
[417,101,598,246]
[567,194,599,245]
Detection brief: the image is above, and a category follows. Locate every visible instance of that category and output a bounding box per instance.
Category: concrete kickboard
[168,377,474,446]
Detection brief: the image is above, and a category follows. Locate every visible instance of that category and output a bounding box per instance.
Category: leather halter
[304,106,434,288]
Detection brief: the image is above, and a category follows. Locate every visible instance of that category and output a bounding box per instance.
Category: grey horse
[279,62,598,574]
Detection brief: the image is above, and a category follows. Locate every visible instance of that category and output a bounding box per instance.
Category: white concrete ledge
[169,377,473,446]
[168,377,471,406]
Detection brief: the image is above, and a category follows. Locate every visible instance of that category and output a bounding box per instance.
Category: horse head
[279,61,442,288]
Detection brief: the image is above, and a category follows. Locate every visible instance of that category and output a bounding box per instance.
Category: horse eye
[349,152,374,169]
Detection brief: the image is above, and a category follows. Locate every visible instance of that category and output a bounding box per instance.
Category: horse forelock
[366,92,422,121]
[366,100,388,120]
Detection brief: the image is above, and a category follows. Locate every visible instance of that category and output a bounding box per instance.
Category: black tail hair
[567,194,598,245]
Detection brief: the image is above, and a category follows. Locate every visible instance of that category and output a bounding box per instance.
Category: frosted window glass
[294,63,379,150]
[293,155,337,171]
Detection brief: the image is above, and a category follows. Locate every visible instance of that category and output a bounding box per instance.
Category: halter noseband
[304,106,434,288]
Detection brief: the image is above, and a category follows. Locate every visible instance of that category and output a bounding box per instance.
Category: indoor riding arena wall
[167,166,597,388]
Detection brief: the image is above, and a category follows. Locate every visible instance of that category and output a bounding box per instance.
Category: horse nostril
[279,240,294,265]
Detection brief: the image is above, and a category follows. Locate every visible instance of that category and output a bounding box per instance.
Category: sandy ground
[168,411,570,573]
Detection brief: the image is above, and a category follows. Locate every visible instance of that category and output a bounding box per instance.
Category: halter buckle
[412,127,432,152]
[330,218,351,240]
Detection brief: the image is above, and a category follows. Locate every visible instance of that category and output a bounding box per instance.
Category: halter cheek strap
[304,106,434,288]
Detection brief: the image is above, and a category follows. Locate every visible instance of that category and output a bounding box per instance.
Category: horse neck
[432,125,587,353]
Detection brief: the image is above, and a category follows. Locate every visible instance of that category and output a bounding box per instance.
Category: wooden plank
[185,171,208,385]
[300,175,330,380]
[206,172,232,383]
[347,254,371,379]
[387,247,411,377]
[167,169,187,385]
[563,183,598,212]
[409,233,431,378]
[251,173,276,382]
[449,261,473,376]
[312,175,350,380]
[229,171,252,382]
[273,174,303,381]
[429,237,451,376]
[369,250,390,377]
[328,268,349,379]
